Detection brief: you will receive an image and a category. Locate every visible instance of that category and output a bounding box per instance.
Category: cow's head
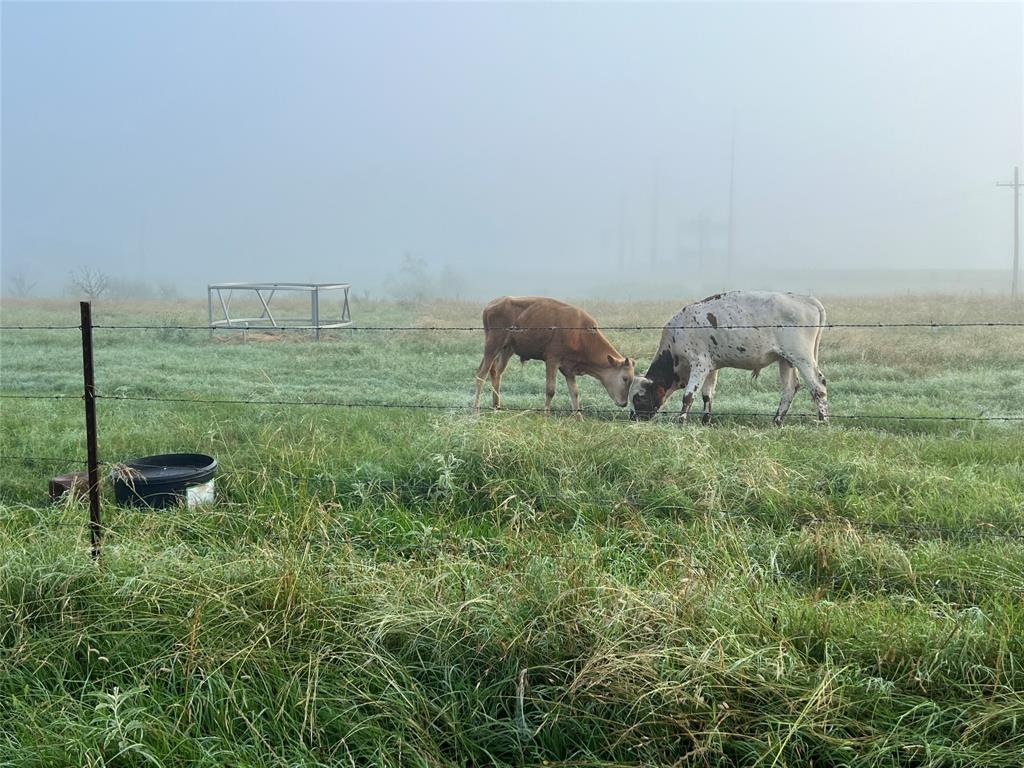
[628,376,666,421]
[601,355,636,407]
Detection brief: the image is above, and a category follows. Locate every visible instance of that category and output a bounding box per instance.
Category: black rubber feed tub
[112,453,217,508]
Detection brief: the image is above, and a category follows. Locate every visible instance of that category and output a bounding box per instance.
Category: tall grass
[1,296,1023,765]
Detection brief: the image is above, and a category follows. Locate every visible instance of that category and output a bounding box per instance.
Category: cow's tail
[808,297,827,383]
[481,297,516,361]
[812,298,826,365]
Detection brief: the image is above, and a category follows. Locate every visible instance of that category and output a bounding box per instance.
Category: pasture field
[1,294,1023,767]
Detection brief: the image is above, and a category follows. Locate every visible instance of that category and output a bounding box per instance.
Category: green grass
[1,295,1023,766]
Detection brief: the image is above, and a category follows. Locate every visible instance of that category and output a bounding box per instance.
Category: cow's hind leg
[490,349,513,409]
[564,373,583,419]
[791,357,828,422]
[774,360,800,426]
[700,369,719,425]
[474,335,507,412]
[544,359,559,415]
[474,355,495,412]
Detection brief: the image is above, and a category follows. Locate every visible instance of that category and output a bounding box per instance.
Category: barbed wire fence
[1,304,1023,561]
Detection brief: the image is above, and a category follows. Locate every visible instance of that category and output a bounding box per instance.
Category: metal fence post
[80,301,102,560]
[313,286,321,341]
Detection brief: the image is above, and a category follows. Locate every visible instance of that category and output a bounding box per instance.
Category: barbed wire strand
[2,320,1024,332]
[0,393,78,401]
[90,393,1024,421]
[1,390,1009,422]
[0,325,81,331]
[3,388,1021,421]
[0,454,87,464]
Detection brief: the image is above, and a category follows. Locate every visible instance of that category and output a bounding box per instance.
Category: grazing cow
[628,291,828,424]
[473,296,635,415]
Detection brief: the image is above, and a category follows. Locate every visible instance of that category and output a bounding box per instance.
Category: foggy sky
[2,1,1022,297]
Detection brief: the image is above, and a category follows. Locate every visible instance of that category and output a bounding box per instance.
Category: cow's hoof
[701,413,712,426]
[572,411,584,421]
[773,416,784,427]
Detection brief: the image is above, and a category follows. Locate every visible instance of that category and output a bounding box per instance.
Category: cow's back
[678,291,821,328]
[664,291,824,370]
[482,296,601,363]
[482,296,542,332]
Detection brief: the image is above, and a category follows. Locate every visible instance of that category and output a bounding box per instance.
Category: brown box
[49,471,89,503]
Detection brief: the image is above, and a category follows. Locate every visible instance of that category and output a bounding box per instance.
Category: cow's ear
[607,354,620,367]
[625,357,635,368]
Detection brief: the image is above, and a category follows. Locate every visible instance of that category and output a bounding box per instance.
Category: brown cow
[473,296,635,416]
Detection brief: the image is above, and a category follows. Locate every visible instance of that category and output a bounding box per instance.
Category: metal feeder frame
[207,282,352,340]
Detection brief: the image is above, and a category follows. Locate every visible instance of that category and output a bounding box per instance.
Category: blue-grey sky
[2,1,1021,297]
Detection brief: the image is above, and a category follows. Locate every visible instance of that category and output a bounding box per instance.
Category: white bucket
[186,479,215,507]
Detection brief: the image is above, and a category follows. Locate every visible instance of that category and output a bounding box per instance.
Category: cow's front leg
[678,362,713,423]
[544,359,559,415]
[700,369,718,425]
[564,373,583,419]
[792,358,829,423]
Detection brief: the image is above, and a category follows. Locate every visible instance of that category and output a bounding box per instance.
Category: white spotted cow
[628,291,828,425]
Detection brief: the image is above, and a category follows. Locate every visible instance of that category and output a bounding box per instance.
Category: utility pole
[617,193,625,272]
[696,213,709,274]
[997,166,1021,299]
[650,172,661,267]
[727,119,736,287]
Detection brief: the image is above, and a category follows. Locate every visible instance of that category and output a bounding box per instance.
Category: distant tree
[384,253,436,301]
[68,266,110,300]
[439,264,467,300]
[157,281,179,300]
[6,270,37,297]
[108,278,158,299]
